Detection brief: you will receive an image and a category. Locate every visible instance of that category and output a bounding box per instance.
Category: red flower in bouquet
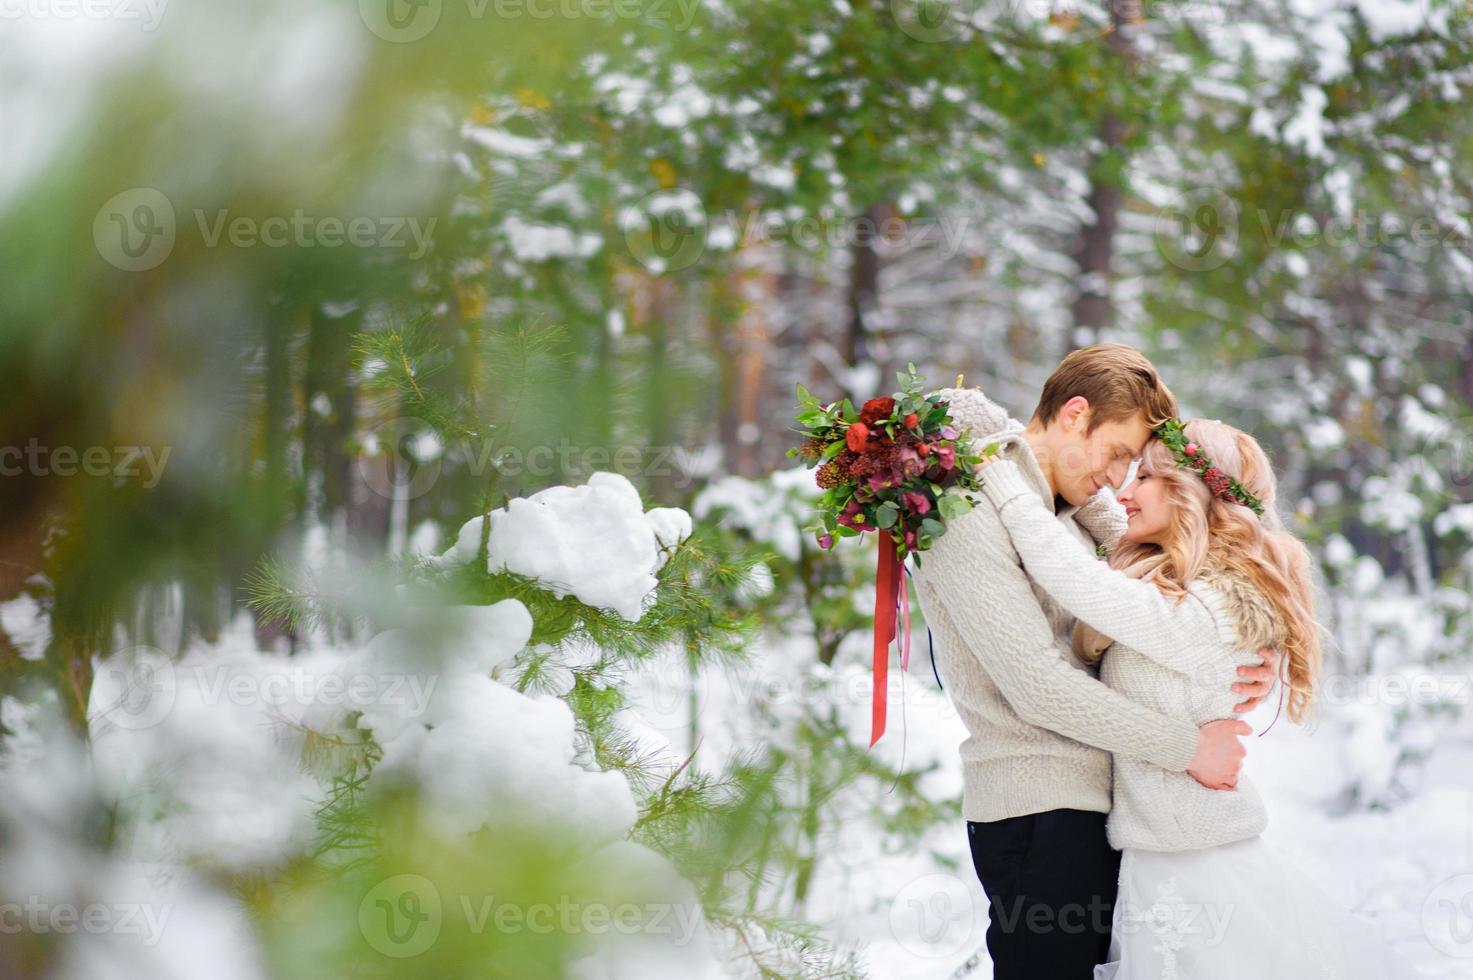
[789,364,1000,750]
[860,397,896,424]
[789,365,997,562]
[836,497,868,530]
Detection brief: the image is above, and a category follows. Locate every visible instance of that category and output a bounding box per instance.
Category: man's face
[1050,406,1153,508]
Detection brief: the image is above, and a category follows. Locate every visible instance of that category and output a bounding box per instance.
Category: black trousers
[966,808,1121,980]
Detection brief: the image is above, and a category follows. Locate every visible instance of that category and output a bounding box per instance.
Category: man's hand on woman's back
[1232,647,1280,713]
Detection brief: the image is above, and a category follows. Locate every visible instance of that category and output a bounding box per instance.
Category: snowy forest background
[5,0,1473,976]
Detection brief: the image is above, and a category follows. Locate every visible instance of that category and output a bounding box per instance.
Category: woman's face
[1117,459,1173,545]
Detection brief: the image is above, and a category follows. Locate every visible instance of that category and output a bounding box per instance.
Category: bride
[973,416,1417,979]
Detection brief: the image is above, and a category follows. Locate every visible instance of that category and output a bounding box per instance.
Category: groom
[910,344,1277,978]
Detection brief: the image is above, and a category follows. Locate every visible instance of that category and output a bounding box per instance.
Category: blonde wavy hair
[1100,419,1321,722]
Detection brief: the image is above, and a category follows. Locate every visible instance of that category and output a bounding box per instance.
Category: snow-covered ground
[630,626,1473,978]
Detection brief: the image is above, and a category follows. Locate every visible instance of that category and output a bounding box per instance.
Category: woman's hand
[973,450,1003,476]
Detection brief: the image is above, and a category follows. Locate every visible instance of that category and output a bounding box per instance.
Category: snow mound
[442,471,692,621]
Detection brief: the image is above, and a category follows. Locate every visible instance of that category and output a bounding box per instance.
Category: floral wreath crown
[1152,419,1266,518]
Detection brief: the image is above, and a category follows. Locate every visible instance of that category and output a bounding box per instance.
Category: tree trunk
[254,309,298,651]
[844,201,891,383]
[1067,0,1142,344]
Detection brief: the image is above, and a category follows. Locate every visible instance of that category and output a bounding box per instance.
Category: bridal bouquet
[789,364,995,746]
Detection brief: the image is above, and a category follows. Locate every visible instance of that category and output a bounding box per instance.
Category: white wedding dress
[1095,834,1420,979]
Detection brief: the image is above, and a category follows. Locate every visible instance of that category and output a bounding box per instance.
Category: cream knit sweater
[979,457,1275,852]
[909,388,1202,825]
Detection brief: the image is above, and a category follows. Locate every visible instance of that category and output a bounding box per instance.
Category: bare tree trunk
[1067,0,1142,343]
[303,303,360,643]
[707,273,742,474]
[845,201,892,384]
[733,242,776,477]
[646,280,677,502]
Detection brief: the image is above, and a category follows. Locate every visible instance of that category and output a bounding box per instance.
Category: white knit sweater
[979,458,1274,852]
[909,388,1202,825]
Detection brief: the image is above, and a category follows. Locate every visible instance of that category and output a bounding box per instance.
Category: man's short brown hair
[1030,344,1177,433]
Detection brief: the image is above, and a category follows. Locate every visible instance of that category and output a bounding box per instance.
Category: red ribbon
[869,535,908,748]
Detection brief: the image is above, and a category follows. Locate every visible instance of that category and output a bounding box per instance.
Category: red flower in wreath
[1202,467,1230,497]
[846,421,871,452]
